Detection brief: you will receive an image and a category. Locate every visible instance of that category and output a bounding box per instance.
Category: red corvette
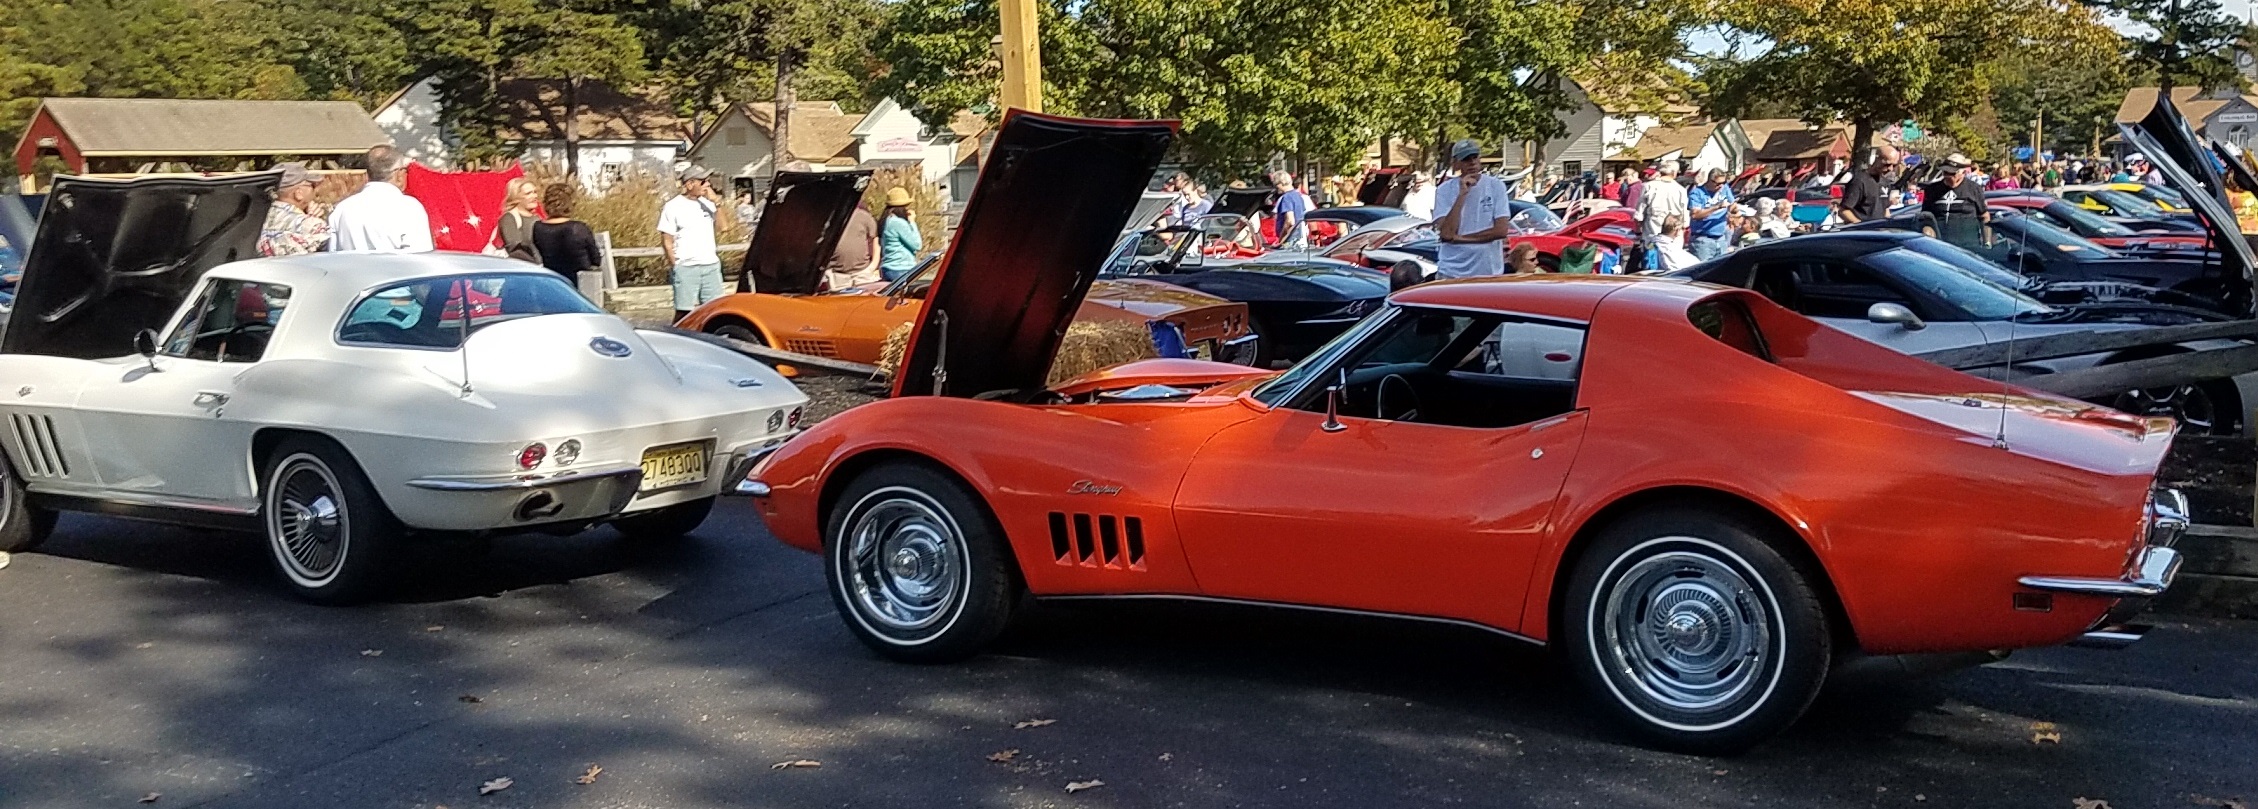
[739,113,2186,754]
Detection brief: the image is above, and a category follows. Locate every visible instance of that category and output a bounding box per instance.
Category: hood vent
[1047,512,1146,570]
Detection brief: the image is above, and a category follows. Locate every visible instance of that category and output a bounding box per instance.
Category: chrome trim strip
[735,480,772,497]
[2070,626,2150,649]
[407,464,641,492]
[2149,488,2189,548]
[76,489,260,516]
[1222,333,1261,346]
[2020,546,2181,598]
[1036,593,1545,646]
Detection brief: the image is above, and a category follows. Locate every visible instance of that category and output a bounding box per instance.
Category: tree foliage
[2083,0,2243,90]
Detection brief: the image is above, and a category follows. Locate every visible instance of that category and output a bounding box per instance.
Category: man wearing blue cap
[1433,139,1512,278]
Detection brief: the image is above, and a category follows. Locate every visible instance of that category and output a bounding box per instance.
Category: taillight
[553,439,581,466]
[517,442,547,470]
[788,407,804,428]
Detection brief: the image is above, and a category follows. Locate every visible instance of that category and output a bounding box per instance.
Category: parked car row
[0,110,2204,759]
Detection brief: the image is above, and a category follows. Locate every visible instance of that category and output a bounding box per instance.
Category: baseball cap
[2126,153,2148,164]
[275,162,313,188]
[1449,139,1481,162]
[680,165,715,183]
[1943,153,1974,169]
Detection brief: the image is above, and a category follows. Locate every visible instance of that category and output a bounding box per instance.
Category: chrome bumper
[2016,488,2189,648]
[720,436,794,497]
[406,464,643,492]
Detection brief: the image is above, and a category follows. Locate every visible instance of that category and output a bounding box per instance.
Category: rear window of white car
[338,273,601,350]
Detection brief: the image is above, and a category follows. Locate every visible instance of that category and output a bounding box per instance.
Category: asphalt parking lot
[2,501,2254,809]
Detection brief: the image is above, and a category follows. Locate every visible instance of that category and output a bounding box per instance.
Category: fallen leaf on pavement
[2073,799,2111,809]
[138,793,159,803]
[458,694,482,704]
[360,649,382,657]
[478,777,513,795]
[134,642,153,649]
[0,551,11,570]
[1158,753,1173,762]
[1014,719,1057,729]
[426,625,446,632]
[1915,795,1926,802]
[2190,796,2249,809]
[1065,779,1105,793]
[987,749,1019,763]
[574,764,603,785]
[771,759,821,770]
[2033,730,2062,744]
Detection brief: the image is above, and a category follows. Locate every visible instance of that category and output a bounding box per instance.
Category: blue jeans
[1689,233,1731,261]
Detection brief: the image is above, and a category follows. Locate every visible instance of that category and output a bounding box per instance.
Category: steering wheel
[339,320,409,343]
[219,323,273,360]
[1376,373,1421,423]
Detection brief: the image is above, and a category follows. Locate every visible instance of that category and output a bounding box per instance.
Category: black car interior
[1290,309,1582,429]
[168,279,288,363]
[1749,260,1920,320]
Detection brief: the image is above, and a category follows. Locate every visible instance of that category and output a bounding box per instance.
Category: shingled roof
[24,98,387,155]
[2115,86,2258,124]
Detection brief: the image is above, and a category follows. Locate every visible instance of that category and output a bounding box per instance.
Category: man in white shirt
[1401,172,1436,221]
[327,145,434,253]
[1631,160,1689,271]
[1432,140,1512,279]
[659,165,724,320]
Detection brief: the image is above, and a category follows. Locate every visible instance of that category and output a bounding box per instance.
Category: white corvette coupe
[0,174,807,602]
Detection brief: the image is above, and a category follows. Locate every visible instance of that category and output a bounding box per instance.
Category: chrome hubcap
[1601,550,1771,713]
[270,459,348,584]
[844,495,961,633]
[2115,384,2216,433]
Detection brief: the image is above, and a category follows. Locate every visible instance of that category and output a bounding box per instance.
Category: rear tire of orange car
[710,322,767,347]
[261,437,401,606]
[825,462,1020,664]
[1563,507,1830,755]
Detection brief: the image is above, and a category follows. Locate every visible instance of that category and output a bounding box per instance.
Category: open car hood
[1123,191,1176,235]
[2120,98,2256,317]
[742,169,871,295]
[3,171,272,359]
[893,112,1176,398]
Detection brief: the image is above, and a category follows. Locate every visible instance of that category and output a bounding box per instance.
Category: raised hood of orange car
[892,112,1177,398]
[742,169,872,295]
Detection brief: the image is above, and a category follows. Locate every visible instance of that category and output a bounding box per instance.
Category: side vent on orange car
[1046,512,1145,570]
[782,339,840,358]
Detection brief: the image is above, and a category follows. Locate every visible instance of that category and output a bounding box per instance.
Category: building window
[598,163,625,187]
[1562,160,1583,177]
[726,126,747,147]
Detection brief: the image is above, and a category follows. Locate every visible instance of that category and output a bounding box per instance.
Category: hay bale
[876,320,1156,388]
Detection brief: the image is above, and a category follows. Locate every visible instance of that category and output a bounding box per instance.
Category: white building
[684,98,988,204]
[1519,75,1698,177]
[1625,120,1751,178]
[371,78,693,190]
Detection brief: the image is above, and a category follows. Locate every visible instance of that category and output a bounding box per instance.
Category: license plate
[638,441,709,491]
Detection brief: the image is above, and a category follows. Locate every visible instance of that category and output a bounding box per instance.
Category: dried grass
[876,320,1155,388]
[516,162,756,287]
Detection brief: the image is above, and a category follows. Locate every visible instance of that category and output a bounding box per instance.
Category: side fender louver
[1047,512,1146,570]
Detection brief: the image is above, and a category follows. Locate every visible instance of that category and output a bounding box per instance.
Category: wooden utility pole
[998,0,1043,112]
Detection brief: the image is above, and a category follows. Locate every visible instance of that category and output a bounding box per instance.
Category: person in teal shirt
[878,186,923,281]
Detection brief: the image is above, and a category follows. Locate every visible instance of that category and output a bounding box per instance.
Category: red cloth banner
[405,163,525,253]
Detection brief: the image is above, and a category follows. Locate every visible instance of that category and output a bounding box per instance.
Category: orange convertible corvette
[735,113,2185,754]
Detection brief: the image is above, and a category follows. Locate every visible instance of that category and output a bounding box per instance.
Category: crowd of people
[256,144,928,316]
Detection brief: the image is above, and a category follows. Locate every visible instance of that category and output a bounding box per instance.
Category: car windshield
[1384,225,1437,246]
[2138,184,2188,206]
[2087,189,2168,217]
[338,272,601,349]
[1508,204,1564,233]
[1252,306,1399,406]
[2041,201,2136,237]
[1869,246,2055,320]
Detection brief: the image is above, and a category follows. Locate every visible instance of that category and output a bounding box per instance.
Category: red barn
[12,98,388,190]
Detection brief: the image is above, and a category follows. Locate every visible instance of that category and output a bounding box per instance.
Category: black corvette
[1101,227,1388,366]
[1840,209,2247,315]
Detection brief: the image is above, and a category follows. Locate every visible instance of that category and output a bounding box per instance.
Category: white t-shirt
[1633,178,1689,241]
[326,182,434,253]
[1402,183,1436,221]
[658,194,720,266]
[1432,174,1511,279]
[1654,239,1700,271]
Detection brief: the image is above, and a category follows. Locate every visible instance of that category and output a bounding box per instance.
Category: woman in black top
[532,183,603,293]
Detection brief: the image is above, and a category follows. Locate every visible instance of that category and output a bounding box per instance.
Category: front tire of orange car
[1563,507,1830,755]
[825,462,1020,663]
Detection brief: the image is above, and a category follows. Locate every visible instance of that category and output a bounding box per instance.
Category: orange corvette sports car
[734,113,2184,754]
[677,261,1256,366]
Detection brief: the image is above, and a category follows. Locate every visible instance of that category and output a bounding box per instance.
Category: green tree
[512,8,648,176]
[647,0,881,173]
[2083,0,2242,90]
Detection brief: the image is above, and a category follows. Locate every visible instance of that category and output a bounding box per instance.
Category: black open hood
[4,172,273,359]
[1215,187,1271,217]
[893,112,1176,398]
[740,169,871,295]
[2121,100,2257,317]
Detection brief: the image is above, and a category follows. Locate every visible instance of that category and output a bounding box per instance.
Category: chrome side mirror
[1866,302,1925,331]
[1321,368,1347,433]
[131,328,162,371]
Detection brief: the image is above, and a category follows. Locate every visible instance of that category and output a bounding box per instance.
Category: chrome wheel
[1595,541,1777,726]
[267,454,349,587]
[2114,384,2217,434]
[841,489,965,636]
